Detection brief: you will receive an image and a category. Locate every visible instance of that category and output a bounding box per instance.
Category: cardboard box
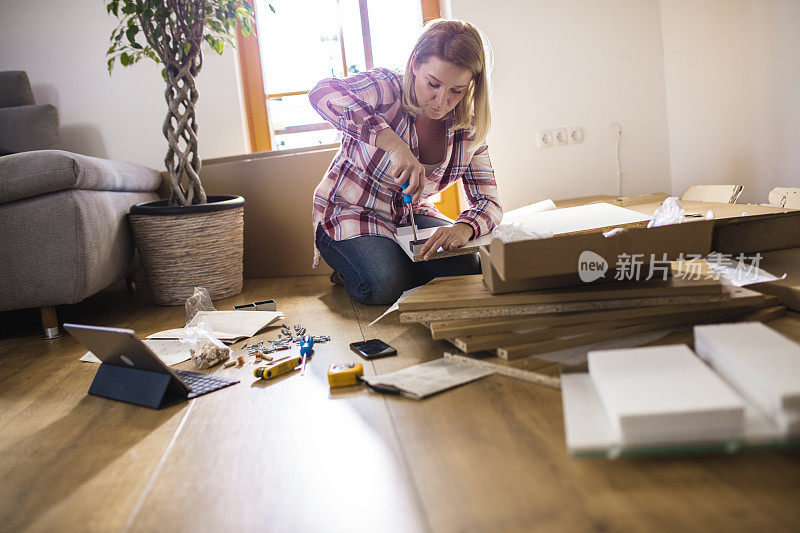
[488,219,714,286]
[624,201,800,254]
[480,246,581,293]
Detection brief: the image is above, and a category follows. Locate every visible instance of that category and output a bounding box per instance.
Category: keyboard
[174,369,240,398]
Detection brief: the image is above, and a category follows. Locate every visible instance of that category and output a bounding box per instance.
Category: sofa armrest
[0,150,162,204]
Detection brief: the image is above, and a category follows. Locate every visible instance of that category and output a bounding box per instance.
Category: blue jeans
[315,215,480,305]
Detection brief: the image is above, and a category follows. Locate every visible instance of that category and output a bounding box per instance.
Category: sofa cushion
[0,150,162,204]
[0,71,36,108]
[0,104,60,155]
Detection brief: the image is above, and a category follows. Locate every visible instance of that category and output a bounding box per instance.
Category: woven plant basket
[129,195,244,306]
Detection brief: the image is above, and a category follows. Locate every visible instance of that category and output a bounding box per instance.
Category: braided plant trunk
[163,54,205,205]
[138,0,208,206]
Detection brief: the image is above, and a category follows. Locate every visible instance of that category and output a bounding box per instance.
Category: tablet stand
[88,363,180,409]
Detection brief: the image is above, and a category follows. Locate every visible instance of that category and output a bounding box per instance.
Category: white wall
[3,1,796,206]
[0,0,248,170]
[448,0,673,210]
[661,0,800,204]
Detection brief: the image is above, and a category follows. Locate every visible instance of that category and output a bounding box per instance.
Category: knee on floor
[348,270,407,306]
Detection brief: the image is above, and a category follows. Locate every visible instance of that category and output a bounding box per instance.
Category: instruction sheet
[81,339,191,366]
[362,358,492,399]
[147,310,283,343]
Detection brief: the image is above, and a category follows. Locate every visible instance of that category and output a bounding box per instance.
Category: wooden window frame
[237,0,461,219]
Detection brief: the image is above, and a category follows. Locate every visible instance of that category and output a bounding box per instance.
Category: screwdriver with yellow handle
[254,356,301,380]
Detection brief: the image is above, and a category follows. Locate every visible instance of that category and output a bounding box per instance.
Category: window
[237,0,460,216]
[253,0,423,150]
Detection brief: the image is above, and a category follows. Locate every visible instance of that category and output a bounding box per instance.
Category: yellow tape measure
[327,362,364,388]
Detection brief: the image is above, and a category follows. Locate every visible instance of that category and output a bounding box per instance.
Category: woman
[309,19,503,305]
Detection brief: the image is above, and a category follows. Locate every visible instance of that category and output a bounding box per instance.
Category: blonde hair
[402,19,493,151]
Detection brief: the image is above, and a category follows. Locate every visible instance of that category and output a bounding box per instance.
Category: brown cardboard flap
[625,200,800,253]
[489,220,714,282]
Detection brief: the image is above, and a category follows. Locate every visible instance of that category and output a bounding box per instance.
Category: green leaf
[121,3,136,15]
[126,26,139,45]
[161,67,168,83]
[107,56,115,73]
[212,38,223,55]
[183,41,191,55]
[120,52,132,66]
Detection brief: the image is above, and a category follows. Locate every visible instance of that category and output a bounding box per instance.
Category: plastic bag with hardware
[185,286,216,325]
[180,316,231,369]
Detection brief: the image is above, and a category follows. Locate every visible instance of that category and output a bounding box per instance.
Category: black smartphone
[349,339,397,359]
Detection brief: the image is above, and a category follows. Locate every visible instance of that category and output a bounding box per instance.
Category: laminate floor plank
[353,300,800,531]
[127,277,428,533]
[0,284,188,533]
[3,279,799,532]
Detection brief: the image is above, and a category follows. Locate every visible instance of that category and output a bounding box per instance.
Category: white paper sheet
[706,261,785,287]
[147,310,283,343]
[368,287,421,327]
[81,339,191,366]
[362,358,492,399]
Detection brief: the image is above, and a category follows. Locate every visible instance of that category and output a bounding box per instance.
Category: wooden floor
[2,276,800,533]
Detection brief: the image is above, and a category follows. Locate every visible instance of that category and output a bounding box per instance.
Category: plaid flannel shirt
[309,67,502,266]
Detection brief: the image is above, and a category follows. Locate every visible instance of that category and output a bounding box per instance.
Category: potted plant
[105,0,257,305]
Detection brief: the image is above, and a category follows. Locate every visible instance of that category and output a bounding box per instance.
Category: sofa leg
[40,306,62,339]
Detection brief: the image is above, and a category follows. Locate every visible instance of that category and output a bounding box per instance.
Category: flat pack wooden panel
[494,306,786,360]
[494,202,651,235]
[399,291,732,324]
[451,303,771,354]
[694,322,800,434]
[399,273,723,312]
[588,345,745,446]
[428,288,770,339]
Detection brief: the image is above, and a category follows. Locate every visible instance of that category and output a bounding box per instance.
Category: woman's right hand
[377,129,425,202]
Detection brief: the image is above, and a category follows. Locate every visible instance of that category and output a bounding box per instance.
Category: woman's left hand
[419,223,474,260]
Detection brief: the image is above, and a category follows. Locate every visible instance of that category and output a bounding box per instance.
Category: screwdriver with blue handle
[299,334,313,375]
[403,178,419,242]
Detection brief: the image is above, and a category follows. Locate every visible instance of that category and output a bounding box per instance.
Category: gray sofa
[0,71,161,337]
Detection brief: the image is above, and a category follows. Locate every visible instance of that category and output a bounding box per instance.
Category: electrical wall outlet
[568,127,584,144]
[536,130,554,148]
[554,128,568,146]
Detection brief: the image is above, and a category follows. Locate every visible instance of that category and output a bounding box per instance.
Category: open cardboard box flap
[626,201,800,254]
[488,219,715,283]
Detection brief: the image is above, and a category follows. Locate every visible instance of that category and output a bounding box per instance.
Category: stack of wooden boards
[561,323,800,456]
[398,268,786,361]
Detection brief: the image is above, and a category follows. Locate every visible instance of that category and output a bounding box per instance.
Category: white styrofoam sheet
[561,373,789,457]
[588,345,745,446]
